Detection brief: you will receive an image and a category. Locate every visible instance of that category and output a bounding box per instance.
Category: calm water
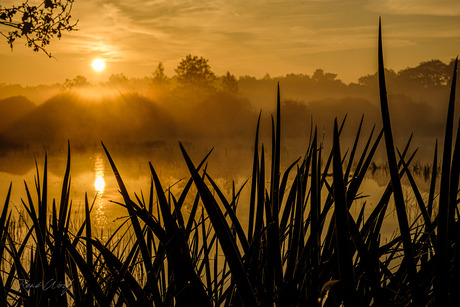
[0,143,259,229]
[0,142,436,243]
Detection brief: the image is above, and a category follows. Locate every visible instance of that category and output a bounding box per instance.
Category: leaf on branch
[21,22,33,35]
[45,0,54,9]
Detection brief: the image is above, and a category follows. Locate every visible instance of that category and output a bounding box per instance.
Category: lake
[0,139,437,244]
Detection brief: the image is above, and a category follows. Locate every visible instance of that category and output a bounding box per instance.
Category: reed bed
[0,21,459,306]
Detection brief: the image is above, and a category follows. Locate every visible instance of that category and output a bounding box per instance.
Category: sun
[92,59,106,72]
[94,175,105,192]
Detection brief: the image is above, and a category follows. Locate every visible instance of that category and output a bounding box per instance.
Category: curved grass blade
[150,160,212,306]
[21,182,48,277]
[201,209,213,298]
[205,174,250,253]
[180,142,259,306]
[347,129,383,207]
[361,136,415,239]
[102,142,159,302]
[284,168,303,282]
[344,115,364,181]
[320,115,347,189]
[397,150,432,231]
[5,231,30,302]
[63,237,111,307]
[354,125,376,177]
[278,157,301,223]
[87,237,149,305]
[174,148,213,218]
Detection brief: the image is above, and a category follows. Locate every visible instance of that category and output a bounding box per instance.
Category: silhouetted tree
[0,0,77,56]
[358,69,398,88]
[152,62,168,85]
[262,73,271,80]
[312,69,338,82]
[175,55,215,88]
[221,71,238,93]
[63,75,88,88]
[239,75,256,82]
[358,59,455,91]
[285,73,311,81]
[398,59,452,88]
[108,73,129,86]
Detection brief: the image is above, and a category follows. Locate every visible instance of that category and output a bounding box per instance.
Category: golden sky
[1,0,459,85]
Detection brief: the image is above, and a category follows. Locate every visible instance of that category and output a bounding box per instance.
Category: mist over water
[0,144,433,245]
[0,59,455,238]
[0,67,455,159]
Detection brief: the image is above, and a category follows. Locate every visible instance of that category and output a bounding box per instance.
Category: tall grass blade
[361,135,414,239]
[201,209,213,298]
[21,182,48,276]
[344,115,364,181]
[149,160,212,306]
[427,141,438,218]
[449,120,460,230]
[254,144,266,239]
[354,125,376,177]
[174,148,213,218]
[453,122,460,305]
[205,174,250,253]
[248,111,262,243]
[320,115,347,189]
[347,129,383,206]
[284,168,303,282]
[84,193,94,306]
[280,151,311,234]
[63,237,111,307]
[435,57,457,305]
[309,128,320,306]
[378,19,417,290]
[149,162,177,234]
[0,183,11,305]
[332,119,359,305]
[279,157,301,221]
[5,231,30,301]
[267,83,284,294]
[101,142,158,302]
[180,142,259,306]
[39,154,47,248]
[397,150,432,230]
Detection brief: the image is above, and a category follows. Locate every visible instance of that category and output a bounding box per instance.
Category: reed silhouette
[0,21,458,306]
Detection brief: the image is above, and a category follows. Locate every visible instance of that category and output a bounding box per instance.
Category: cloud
[367,0,460,16]
[47,0,384,77]
[1,0,458,85]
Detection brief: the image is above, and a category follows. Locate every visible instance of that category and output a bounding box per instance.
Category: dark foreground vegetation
[0,22,459,306]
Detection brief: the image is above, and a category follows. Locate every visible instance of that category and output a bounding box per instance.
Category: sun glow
[92,59,106,72]
[94,175,105,192]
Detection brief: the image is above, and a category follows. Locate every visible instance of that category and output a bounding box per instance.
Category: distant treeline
[0,57,456,154]
[0,57,456,105]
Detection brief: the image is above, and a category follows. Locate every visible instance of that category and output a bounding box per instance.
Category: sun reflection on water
[94,175,105,192]
[94,153,107,227]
